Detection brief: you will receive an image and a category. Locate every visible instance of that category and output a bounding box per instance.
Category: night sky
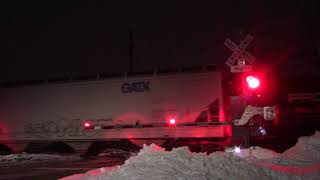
[0,0,319,82]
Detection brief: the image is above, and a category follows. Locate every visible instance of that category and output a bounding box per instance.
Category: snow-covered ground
[0,153,79,166]
[61,132,320,180]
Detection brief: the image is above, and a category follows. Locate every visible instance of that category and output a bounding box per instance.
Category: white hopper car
[0,67,276,154]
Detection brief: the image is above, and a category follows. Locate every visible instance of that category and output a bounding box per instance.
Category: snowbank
[61,132,320,180]
[0,153,78,165]
[228,146,280,159]
[282,131,320,162]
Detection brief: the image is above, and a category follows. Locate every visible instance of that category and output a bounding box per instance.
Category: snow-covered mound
[61,132,320,180]
[232,146,280,159]
[0,153,78,165]
[282,131,320,162]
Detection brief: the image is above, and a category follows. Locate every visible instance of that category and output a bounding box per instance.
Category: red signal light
[169,118,176,125]
[246,76,260,89]
[84,121,92,129]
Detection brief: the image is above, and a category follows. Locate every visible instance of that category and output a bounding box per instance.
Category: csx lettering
[121,81,150,93]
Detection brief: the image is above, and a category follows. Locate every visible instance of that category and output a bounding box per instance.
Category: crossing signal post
[224,34,255,73]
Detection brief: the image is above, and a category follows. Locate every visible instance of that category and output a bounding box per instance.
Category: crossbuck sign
[224,34,256,73]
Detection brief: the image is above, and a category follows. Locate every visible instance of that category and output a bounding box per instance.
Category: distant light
[169,118,176,125]
[246,76,260,89]
[234,146,241,153]
[260,128,267,136]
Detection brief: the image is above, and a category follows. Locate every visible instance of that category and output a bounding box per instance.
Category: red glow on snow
[246,76,260,89]
[256,162,320,176]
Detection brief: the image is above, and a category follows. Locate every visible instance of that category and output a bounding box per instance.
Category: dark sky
[0,1,319,81]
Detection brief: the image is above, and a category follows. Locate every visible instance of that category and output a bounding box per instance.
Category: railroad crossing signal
[224,35,256,73]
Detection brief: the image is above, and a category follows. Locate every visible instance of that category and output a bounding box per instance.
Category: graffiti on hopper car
[23,118,111,138]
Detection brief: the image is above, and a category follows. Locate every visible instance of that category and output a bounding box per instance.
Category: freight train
[0,66,277,155]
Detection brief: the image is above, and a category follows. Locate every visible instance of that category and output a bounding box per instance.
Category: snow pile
[282,131,320,162]
[232,146,281,159]
[61,132,320,180]
[0,153,78,165]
